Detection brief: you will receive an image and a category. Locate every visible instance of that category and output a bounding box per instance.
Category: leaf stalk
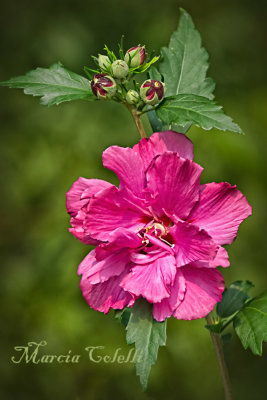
[206,314,233,400]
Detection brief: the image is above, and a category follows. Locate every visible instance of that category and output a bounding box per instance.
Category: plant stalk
[126,105,147,138]
[206,314,233,400]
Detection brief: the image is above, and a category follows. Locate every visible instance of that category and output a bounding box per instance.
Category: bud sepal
[98,54,112,72]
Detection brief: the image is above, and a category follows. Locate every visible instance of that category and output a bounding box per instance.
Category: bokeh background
[0,0,267,399]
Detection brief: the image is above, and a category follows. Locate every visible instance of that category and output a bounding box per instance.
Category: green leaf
[157,8,215,99]
[234,291,267,355]
[217,280,254,318]
[0,62,95,106]
[149,65,162,81]
[114,308,132,328]
[126,299,166,390]
[149,67,193,134]
[148,67,164,132]
[156,94,243,133]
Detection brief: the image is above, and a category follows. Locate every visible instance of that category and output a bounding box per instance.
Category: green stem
[126,105,147,138]
[206,314,233,400]
[139,106,157,115]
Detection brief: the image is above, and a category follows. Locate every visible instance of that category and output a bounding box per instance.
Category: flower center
[138,221,174,251]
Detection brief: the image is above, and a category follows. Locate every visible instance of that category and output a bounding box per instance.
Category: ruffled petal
[69,211,99,245]
[153,269,186,321]
[133,131,194,170]
[78,249,129,284]
[171,222,217,267]
[66,177,112,216]
[95,228,142,260]
[189,245,230,269]
[146,152,202,220]
[85,186,144,241]
[121,253,177,303]
[103,145,145,198]
[188,182,252,245]
[173,267,224,320]
[210,246,230,268]
[66,178,113,244]
[80,269,134,314]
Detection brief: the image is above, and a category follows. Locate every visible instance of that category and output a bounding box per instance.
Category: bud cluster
[88,42,164,107]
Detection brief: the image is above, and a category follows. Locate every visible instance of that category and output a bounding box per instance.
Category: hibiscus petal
[66,177,112,216]
[188,182,252,245]
[78,248,130,284]
[95,228,142,260]
[146,153,202,219]
[80,270,133,314]
[189,245,230,269]
[173,267,224,320]
[133,130,194,170]
[103,145,145,198]
[153,269,186,321]
[171,222,217,267]
[121,253,177,303]
[69,209,100,245]
[210,246,230,268]
[130,247,164,264]
[85,186,144,241]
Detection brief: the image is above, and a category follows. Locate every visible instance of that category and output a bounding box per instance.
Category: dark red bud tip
[91,73,116,99]
[140,79,165,105]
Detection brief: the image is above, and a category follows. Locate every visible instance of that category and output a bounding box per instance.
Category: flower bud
[125,46,146,68]
[140,79,165,105]
[98,54,111,70]
[91,73,117,100]
[111,60,129,79]
[125,89,140,105]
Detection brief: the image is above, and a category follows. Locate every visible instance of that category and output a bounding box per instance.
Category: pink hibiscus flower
[66,131,252,321]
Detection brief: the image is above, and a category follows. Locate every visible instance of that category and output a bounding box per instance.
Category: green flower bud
[125,46,146,68]
[126,90,140,105]
[111,60,129,79]
[140,79,165,106]
[98,54,111,71]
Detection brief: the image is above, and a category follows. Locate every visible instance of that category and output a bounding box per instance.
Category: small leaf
[156,8,215,99]
[206,321,225,334]
[115,308,132,328]
[156,94,243,133]
[0,62,95,106]
[221,333,232,345]
[234,291,267,355]
[147,110,164,132]
[217,280,254,318]
[126,299,166,390]
[137,56,160,73]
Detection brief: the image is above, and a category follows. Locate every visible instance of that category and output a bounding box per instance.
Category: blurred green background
[0,0,267,399]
